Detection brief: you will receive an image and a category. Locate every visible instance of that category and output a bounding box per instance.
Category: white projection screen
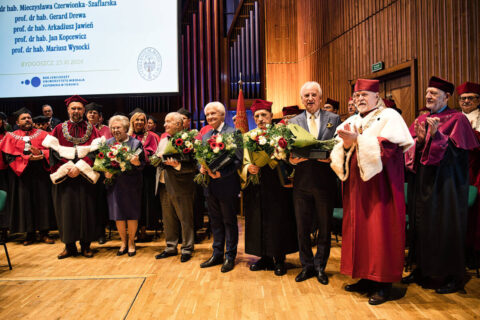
[0,0,180,98]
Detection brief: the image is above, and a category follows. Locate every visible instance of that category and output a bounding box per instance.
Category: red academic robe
[131,131,157,158]
[0,129,50,176]
[0,133,7,170]
[97,124,112,139]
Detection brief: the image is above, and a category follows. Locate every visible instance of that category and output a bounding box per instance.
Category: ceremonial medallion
[137,47,162,81]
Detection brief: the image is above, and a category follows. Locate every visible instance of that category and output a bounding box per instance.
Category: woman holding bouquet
[105,115,144,256]
[241,99,298,276]
[129,112,161,241]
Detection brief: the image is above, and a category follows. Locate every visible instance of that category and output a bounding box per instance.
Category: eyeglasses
[459,96,479,101]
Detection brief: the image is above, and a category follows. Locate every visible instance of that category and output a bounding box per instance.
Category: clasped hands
[414,117,440,144]
[29,146,44,161]
[200,164,221,179]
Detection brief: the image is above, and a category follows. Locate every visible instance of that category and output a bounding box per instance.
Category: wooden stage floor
[0,217,479,320]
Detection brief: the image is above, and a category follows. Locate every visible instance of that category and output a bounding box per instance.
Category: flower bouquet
[194,131,241,186]
[150,130,198,167]
[93,142,140,185]
[286,123,338,159]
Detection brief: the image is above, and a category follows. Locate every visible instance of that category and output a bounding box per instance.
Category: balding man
[42,104,61,130]
[199,102,243,273]
[289,81,341,285]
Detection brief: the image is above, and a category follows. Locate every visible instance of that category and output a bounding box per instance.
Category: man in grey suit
[155,112,197,262]
[289,81,341,285]
[199,102,243,273]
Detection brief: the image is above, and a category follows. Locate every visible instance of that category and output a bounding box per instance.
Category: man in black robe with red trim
[0,108,55,245]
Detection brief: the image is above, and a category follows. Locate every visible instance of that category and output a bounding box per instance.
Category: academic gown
[331,107,414,282]
[0,132,9,228]
[405,108,480,278]
[49,121,103,243]
[131,131,161,229]
[0,129,56,233]
[106,137,144,221]
[243,163,298,258]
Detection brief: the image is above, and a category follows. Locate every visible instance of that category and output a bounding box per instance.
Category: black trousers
[293,187,333,271]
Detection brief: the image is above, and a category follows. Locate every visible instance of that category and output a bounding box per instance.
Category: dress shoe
[155,250,177,259]
[23,239,34,246]
[82,249,94,258]
[181,253,192,263]
[401,268,421,284]
[41,235,55,244]
[295,268,316,282]
[317,270,329,285]
[368,285,391,306]
[117,247,128,256]
[274,262,287,276]
[200,255,224,268]
[345,279,373,293]
[435,280,465,294]
[98,236,107,245]
[57,248,78,259]
[250,257,275,271]
[128,250,136,257]
[221,259,235,273]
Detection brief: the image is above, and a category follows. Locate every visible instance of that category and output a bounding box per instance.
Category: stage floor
[0,217,479,320]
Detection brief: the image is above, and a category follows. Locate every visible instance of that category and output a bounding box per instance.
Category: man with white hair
[199,102,243,273]
[155,112,197,263]
[288,81,341,285]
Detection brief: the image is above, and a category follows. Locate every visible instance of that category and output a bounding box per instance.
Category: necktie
[212,129,219,135]
[309,114,318,138]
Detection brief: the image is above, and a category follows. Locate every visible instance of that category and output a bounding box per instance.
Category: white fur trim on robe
[75,159,100,184]
[331,107,414,182]
[50,161,75,184]
[330,139,355,181]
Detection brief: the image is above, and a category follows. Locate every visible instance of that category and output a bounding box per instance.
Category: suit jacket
[163,160,197,197]
[288,110,341,191]
[202,123,243,199]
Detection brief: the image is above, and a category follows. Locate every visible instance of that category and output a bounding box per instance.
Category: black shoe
[345,279,373,293]
[274,262,287,276]
[98,236,107,245]
[401,268,421,284]
[295,268,316,282]
[128,250,136,257]
[200,255,224,268]
[435,280,465,294]
[317,270,329,285]
[117,247,128,256]
[368,285,391,305]
[249,257,275,271]
[155,250,177,259]
[57,247,78,259]
[181,253,192,263]
[221,259,235,273]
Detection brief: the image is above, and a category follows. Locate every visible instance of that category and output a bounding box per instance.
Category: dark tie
[212,129,219,135]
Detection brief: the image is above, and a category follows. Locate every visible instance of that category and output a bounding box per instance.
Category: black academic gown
[244,164,298,258]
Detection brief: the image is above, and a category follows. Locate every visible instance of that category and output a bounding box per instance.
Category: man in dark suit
[155,112,197,263]
[199,101,243,273]
[289,81,341,285]
[42,104,61,130]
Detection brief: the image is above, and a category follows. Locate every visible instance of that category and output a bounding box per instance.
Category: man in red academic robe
[456,81,480,269]
[42,95,104,259]
[331,79,414,305]
[0,113,8,230]
[403,76,479,294]
[0,108,56,244]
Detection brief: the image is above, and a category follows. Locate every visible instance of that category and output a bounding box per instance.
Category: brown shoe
[41,236,55,244]
[23,239,34,246]
[81,249,94,258]
[58,248,78,259]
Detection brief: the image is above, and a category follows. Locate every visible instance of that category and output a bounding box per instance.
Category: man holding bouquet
[288,81,341,285]
[199,102,243,273]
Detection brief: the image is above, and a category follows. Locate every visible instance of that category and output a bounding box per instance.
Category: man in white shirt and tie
[289,81,342,285]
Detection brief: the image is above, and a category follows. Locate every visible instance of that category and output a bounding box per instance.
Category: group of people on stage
[0,75,479,306]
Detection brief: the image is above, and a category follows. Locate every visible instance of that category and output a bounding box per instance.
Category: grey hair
[109,115,130,131]
[300,81,323,98]
[165,112,184,127]
[204,101,226,116]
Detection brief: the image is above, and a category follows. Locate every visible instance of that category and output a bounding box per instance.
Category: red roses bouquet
[150,129,198,166]
[93,142,139,184]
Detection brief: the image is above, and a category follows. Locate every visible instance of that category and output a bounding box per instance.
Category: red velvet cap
[348,97,353,101]
[354,79,379,93]
[282,105,301,117]
[383,98,396,108]
[64,95,88,107]
[456,81,480,95]
[325,98,340,110]
[428,76,454,95]
[250,99,273,114]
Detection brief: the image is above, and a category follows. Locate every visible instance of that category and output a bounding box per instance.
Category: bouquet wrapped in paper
[150,129,198,167]
[285,123,338,159]
[93,142,141,184]
[194,131,242,186]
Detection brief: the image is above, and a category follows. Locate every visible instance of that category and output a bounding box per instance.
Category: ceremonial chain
[8,130,42,141]
[62,122,93,145]
[140,131,149,144]
[358,107,384,134]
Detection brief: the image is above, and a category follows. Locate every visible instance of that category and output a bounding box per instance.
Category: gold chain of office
[358,107,384,134]
[61,122,93,145]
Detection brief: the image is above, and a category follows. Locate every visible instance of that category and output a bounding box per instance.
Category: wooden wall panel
[263,0,480,122]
